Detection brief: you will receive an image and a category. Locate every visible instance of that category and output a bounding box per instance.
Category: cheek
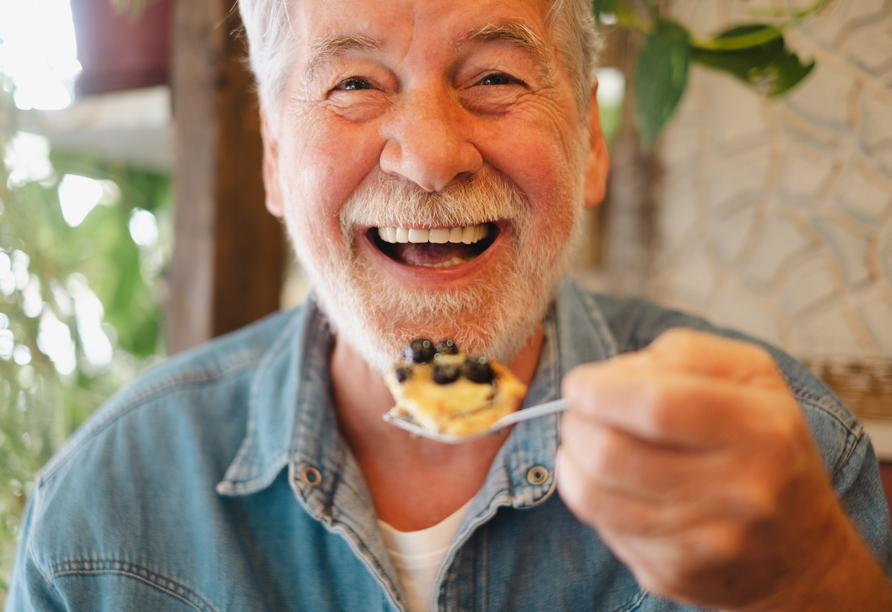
[282,114,386,231]
[478,115,583,234]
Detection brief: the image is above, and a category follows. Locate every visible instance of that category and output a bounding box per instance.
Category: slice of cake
[384,339,527,436]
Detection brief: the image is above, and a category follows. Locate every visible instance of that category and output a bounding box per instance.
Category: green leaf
[634,20,691,145]
[691,24,814,97]
[768,52,815,97]
[591,0,618,16]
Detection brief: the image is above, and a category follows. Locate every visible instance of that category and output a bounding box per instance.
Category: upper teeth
[377,224,488,244]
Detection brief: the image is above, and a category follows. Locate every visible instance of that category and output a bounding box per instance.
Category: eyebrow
[461,21,556,86]
[302,21,554,86]
[304,33,381,84]
[460,21,552,71]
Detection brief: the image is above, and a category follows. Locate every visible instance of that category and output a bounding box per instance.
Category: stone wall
[654,0,892,363]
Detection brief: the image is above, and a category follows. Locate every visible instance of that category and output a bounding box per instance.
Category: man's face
[263,0,606,372]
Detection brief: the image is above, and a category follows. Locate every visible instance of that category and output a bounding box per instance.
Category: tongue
[392,243,477,266]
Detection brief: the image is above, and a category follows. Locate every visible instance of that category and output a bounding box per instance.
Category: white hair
[238,0,600,132]
[546,0,601,113]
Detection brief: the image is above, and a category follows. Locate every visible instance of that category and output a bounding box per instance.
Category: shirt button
[527,466,549,485]
[301,466,322,486]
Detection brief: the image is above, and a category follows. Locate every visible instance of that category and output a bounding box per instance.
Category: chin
[308,242,568,374]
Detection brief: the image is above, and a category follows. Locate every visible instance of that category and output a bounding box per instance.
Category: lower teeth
[418,256,469,268]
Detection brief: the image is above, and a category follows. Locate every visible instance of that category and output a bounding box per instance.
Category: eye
[477,73,523,86]
[336,77,373,91]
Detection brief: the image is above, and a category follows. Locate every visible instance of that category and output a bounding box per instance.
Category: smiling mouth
[370,223,498,268]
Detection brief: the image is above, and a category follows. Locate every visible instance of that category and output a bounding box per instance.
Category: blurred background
[0,0,890,603]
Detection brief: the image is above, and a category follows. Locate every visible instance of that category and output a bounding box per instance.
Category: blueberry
[462,357,495,384]
[433,363,461,384]
[435,339,459,355]
[394,366,412,383]
[404,339,435,363]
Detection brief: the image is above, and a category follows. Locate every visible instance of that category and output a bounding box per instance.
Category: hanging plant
[593,0,830,144]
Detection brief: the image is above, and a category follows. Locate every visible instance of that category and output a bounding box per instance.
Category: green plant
[593,0,829,144]
[0,74,170,599]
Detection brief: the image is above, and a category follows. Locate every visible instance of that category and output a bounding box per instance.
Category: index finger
[646,328,787,391]
[561,359,799,448]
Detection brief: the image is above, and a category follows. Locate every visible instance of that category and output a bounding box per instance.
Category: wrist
[732,507,892,612]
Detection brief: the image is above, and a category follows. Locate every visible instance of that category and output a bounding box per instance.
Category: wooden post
[598,27,661,298]
[167,0,286,354]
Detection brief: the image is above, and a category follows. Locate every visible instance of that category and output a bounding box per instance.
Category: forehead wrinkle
[459,21,554,83]
[304,33,382,84]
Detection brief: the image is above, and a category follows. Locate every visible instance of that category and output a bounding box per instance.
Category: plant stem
[690,27,781,51]
[688,0,833,50]
[736,0,832,21]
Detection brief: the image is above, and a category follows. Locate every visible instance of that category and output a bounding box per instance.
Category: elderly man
[9,0,892,610]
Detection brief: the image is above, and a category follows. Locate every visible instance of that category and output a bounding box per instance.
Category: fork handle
[495,398,569,428]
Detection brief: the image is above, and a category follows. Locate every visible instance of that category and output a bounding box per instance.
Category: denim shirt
[8,282,892,611]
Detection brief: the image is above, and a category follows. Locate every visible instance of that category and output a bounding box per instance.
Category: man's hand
[556,328,892,611]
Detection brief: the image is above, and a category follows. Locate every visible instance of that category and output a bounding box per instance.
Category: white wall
[655,0,892,362]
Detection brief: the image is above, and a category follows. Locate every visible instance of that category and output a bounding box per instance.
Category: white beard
[283,171,583,373]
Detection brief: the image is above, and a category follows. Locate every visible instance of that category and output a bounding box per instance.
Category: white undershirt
[378,499,473,612]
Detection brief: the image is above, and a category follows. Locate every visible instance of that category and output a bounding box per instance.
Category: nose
[379,86,483,192]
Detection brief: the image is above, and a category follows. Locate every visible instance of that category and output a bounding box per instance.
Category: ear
[583,77,610,209]
[260,103,285,218]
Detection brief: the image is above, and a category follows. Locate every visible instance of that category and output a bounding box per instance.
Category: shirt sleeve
[822,419,892,579]
[6,491,68,611]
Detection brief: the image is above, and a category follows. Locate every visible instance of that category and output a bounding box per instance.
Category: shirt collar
[217,281,620,512]
[216,299,336,498]
[464,281,620,515]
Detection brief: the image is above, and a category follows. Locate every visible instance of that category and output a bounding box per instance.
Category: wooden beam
[167,0,285,354]
[806,360,892,421]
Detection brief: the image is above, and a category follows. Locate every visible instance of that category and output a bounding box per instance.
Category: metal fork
[382,398,569,443]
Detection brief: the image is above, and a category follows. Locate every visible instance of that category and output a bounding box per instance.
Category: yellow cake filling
[385,350,527,436]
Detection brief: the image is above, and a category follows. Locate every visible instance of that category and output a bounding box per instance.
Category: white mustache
[339,173,530,238]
